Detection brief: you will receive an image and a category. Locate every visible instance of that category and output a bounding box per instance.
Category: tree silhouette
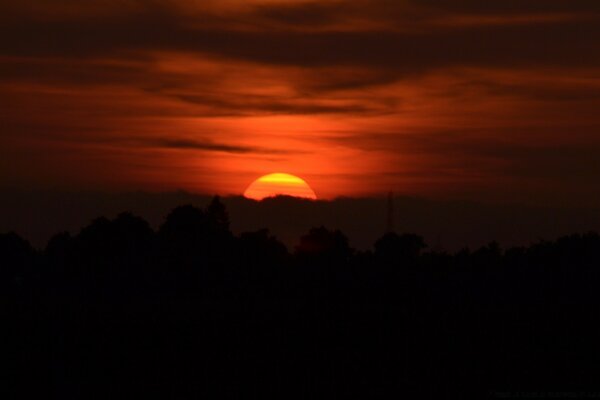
[206,195,230,232]
[295,226,353,263]
[0,232,34,284]
[374,232,426,264]
[2,200,600,398]
[238,229,288,267]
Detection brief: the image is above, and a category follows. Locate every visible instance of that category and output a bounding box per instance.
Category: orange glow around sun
[243,173,317,200]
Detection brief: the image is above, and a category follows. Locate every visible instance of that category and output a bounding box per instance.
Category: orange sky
[2,0,600,205]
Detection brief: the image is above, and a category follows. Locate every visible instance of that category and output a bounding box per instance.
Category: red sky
[2,0,600,205]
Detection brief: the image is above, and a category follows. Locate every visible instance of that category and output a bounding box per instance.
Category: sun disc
[243,173,317,200]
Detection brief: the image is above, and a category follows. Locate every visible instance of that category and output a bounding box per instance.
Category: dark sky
[2,0,600,206]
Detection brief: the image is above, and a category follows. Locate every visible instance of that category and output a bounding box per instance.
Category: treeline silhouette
[3,197,600,398]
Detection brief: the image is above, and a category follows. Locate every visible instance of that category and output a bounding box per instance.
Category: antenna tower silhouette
[386,191,395,233]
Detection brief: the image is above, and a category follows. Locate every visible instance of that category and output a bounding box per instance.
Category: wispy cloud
[150,138,299,155]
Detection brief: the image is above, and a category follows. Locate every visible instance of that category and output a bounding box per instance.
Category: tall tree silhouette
[206,195,230,232]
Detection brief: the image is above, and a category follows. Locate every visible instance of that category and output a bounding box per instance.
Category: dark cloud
[1,0,599,106]
[150,138,297,155]
[1,1,599,73]
[172,93,380,116]
[319,126,600,195]
[0,57,149,86]
[251,1,343,27]
[185,23,600,70]
[415,0,600,14]
[473,82,600,102]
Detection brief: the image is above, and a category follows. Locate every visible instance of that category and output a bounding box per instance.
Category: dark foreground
[3,198,600,398]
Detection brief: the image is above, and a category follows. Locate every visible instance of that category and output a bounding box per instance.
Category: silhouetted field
[3,197,600,398]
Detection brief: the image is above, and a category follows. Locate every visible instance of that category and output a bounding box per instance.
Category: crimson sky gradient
[2,0,600,206]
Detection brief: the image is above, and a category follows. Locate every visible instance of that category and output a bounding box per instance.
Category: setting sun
[243,173,317,200]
